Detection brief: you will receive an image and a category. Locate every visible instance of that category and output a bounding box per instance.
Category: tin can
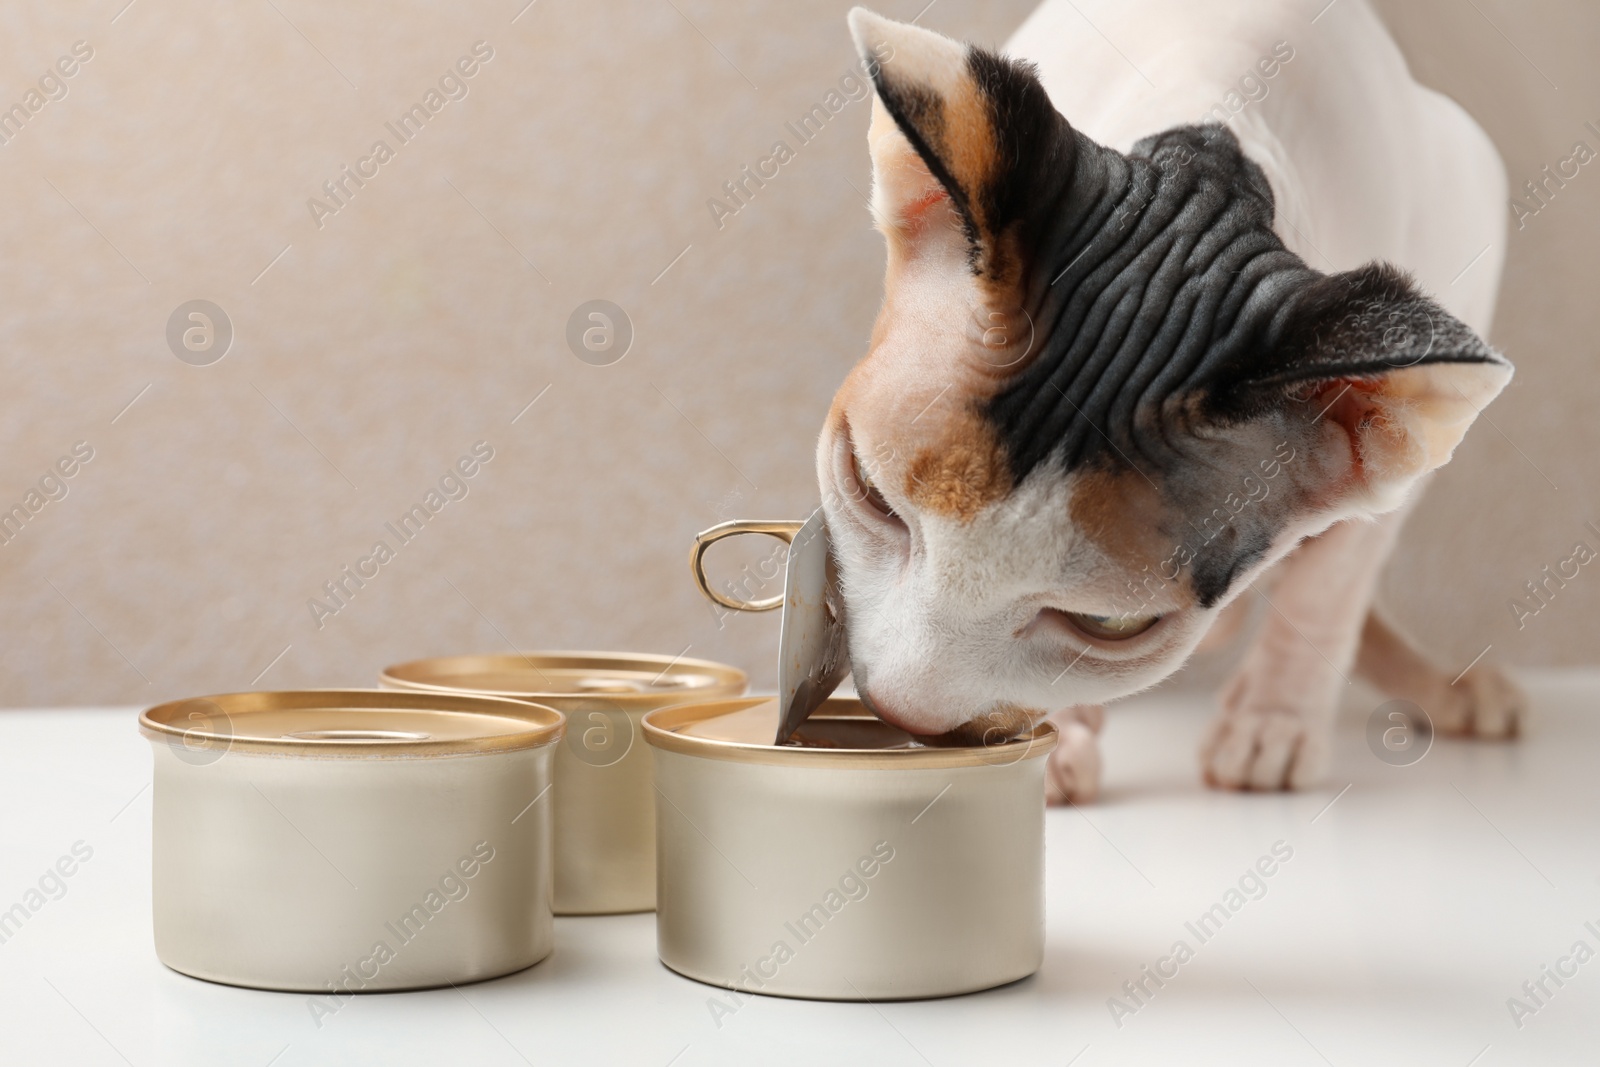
[643,696,1057,1001]
[140,689,564,993]
[380,652,747,915]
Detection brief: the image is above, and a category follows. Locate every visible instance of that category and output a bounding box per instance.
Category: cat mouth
[920,703,1041,747]
[860,691,1040,748]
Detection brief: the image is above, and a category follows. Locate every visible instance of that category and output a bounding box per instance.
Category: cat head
[817,9,1511,744]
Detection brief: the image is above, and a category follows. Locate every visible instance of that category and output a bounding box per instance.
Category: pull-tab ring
[689,519,805,612]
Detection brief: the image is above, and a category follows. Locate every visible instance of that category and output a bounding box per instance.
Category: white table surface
[2,672,1596,1066]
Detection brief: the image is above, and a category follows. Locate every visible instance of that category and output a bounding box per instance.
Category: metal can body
[141,690,563,993]
[644,697,1056,1001]
[549,713,656,914]
[381,652,747,915]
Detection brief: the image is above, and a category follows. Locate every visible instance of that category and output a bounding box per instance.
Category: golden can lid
[643,697,1057,769]
[140,689,564,759]
[379,651,747,708]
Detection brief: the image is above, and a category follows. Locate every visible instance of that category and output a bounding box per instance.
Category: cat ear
[847,7,1075,286]
[1205,263,1513,515]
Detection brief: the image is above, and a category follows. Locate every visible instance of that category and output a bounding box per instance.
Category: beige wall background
[0,0,1593,708]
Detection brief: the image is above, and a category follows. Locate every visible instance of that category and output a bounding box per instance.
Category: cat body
[819,4,1522,800]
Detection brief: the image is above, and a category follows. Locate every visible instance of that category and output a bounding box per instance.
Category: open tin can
[644,696,1057,1001]
[380,652,747,915]
[140,689,563,993]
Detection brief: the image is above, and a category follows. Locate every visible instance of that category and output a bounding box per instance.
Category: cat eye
[1064,611,1161,641]
[850,451,897,519]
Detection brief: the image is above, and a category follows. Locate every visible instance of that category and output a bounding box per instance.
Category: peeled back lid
[140,689,564,759]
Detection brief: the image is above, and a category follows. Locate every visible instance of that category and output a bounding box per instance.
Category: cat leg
[1356,612,1524,738]
[1193,590,1257,655]
[1045,704,1104,804]
[1201,514,1402,790]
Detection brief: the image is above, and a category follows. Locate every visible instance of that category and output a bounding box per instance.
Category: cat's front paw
[1200,706,1331,791]
[1436,665,1525,739]
[1045,718,1102,804]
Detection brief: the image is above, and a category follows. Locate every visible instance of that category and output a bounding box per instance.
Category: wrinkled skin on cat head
[819,9,1511,743]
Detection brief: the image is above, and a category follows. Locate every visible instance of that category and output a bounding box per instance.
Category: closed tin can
[643,696,1057,1001]
[140,689,564,993]
[380,652,747,915]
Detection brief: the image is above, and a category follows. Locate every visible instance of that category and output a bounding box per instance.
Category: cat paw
[1435,665,1525,739]
[1200,706,1331,791]
[1045,719,1102,804]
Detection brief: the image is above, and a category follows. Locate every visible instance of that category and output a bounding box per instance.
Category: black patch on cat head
[985,123,1311,482]
[983,125,1505,482]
